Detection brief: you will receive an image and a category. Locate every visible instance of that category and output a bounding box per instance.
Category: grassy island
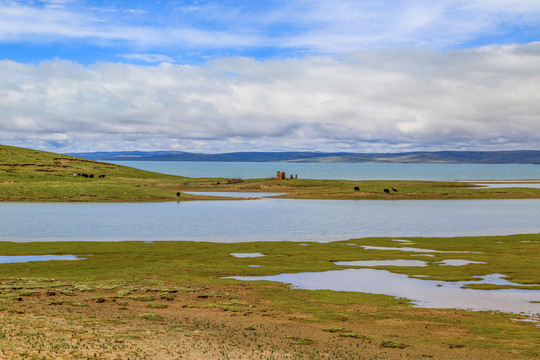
[1,144,540,202]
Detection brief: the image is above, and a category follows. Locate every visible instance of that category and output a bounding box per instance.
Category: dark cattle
[98,174,106,179]
[354,186,360,191]
[392,187,398,192]
[89,174,94,178]
[176,192,181,197]
[384,188,390,194]
[82,174,88,178]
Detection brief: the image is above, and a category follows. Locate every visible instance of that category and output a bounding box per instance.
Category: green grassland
[2,144,540,201]
[0,234,538,358]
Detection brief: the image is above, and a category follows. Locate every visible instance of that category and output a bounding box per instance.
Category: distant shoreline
[67,150,540,164]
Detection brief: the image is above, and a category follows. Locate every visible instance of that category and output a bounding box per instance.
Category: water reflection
[0,255,80,264]
[185,192,286,198]
[438,259,486,266]
[472,182,540,189]
[229,269,540,315]
[334,260,427,267]
[360,246,479,253]
[1,199,539,242]
[230,253,265,258]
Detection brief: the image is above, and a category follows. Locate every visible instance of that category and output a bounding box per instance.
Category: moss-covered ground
[0,234,538,359]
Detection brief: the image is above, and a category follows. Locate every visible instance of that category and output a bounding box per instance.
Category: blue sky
[1,0,540,152]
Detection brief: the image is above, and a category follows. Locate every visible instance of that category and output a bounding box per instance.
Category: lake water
[1,199,539,242]
[185,192,287,198]
[228,270,540,316]
[0,255,80,263]
[111,161,540,181]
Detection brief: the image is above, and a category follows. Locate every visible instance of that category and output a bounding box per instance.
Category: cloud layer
[1,0,540,59]
[1,43,539,152]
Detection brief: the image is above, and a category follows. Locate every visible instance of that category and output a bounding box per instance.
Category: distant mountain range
[66,150,540,164]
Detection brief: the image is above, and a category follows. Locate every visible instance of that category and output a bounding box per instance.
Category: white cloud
[0,43,539,152]
[120,54,175,63]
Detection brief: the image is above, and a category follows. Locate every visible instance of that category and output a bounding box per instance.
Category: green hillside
[0,144,189,201]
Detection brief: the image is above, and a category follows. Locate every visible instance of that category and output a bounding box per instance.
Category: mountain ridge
[67,150,540,164]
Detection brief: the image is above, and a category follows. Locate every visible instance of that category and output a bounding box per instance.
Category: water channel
[0,199,539,242]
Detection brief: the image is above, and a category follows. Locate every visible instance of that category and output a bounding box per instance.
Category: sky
[1,0,540,153]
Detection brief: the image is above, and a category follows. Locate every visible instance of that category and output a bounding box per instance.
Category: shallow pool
[228,270,540,316]
[0,255,80,264]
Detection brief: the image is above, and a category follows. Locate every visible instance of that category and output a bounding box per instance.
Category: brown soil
[0,281,517,360]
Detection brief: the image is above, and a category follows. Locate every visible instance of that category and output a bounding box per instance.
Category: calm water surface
[0,199,539,242]
[111,161,540,181]
[0,255,80,263]
[229,270,540,315]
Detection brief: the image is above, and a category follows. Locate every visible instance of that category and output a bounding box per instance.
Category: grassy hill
[0,144,190,201]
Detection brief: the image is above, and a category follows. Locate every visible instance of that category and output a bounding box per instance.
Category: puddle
[360,246,479,253]
[392,239,414,244]
[230,253,265,258]
[335,260,427,267]
[185,192,286,198]
[248,265,262,268]
[0,255,81,264]
[438,259,486,266]
[228,269,540,316]
[410,254,435,257]
[472,182,540,189]
[512,317,540,328]
[470,273,536,287]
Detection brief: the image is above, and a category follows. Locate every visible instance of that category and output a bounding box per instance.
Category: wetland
[0,234,538,359]
[1,144,540,359]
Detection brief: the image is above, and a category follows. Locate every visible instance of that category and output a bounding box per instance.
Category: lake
[111,161,540,181]
[1,199,539,242]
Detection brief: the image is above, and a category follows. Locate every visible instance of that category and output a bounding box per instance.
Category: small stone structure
[276,171,286,180]
[274,171,298,180]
